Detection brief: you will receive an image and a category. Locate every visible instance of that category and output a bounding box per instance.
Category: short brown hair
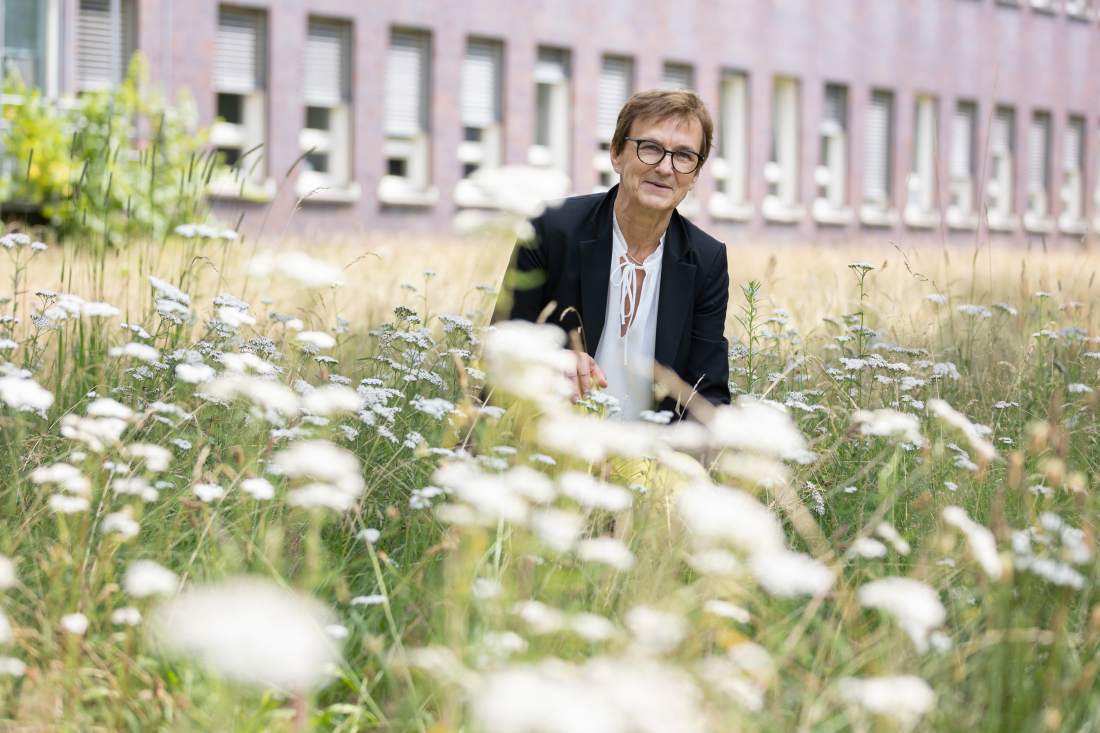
[611,88,714,164]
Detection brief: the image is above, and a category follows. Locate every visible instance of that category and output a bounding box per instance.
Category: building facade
[4,0,1100,242]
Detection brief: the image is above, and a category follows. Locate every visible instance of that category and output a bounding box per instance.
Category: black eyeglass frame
[623,136,705,174]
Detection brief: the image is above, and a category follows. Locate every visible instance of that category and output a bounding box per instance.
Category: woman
[498,88,730,420]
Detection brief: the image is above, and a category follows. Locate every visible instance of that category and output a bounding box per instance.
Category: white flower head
[851,409,922,444]
[61,612,89,636]
[676,484,785,553]
[0,556,16,589]
[749,550,834,597]
[112,607,143,626]
[858,577,946,653]
[576,537,635,571]
[153,577,340,690]
[124,560,179,597]
[942,506,1002,579]
[108,342,161,363]
[176,363,216,384]
[102,512,141,540]
[839,676,936,726]
[240,477,275,500]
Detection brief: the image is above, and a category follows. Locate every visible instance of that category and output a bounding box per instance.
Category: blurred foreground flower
[153,577,340,691]
[839,675,936,727]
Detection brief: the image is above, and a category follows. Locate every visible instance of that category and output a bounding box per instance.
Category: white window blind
[1029,113,1050,195]
[1064,117,1084,173]
[864,91,892,203]
[951,103,975,180]
[76,0,134,90]
[302,18,348,107]
[991,108,1012,155]
[597,56,632,143]
[215,7,263,94]
[662,62,692,90]
[461,39,500,128]
[385,30,429,137]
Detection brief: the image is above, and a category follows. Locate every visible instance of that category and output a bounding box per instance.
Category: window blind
[302,18,348,107]
[823,85,847,130]
[385,30,428,136]
[662,63,692,90]
[597,56,632,143]
[534,46,568,84]
[1064,117,1084,173]
[864,91,892,203]
[991,107,1013,156]
[76,0,134,90]
[951,103,976,179]
[1029,113,1050,194]
[215,7,263,94]
[461,39,500,128]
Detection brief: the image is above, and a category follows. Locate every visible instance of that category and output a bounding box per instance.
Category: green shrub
[2,53,213,245]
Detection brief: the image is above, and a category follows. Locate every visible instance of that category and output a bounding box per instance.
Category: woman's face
[611,115,704,214]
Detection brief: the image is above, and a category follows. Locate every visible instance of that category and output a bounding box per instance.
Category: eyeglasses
[624,137,703,174]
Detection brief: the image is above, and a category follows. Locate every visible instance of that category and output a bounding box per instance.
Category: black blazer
[496,184,731,416]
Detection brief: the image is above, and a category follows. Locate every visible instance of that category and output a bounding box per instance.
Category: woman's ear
[609,144,621,174]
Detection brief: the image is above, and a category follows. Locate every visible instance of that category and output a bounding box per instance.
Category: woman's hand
[567,351,608,402]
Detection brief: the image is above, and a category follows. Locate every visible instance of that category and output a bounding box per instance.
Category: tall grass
[1,200,1100,733]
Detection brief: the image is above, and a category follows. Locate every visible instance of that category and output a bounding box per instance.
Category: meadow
[1,211,1100,733]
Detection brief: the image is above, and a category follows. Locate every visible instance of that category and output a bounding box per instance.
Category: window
[1065,0,1091,18]
[813,83,850,223]
[1030,0,1057,12]
[76,0,135,92]
[210,6,267,193]
[1025,111,1052,230]
[529,46,571,176]
[661,62,693,91]
[459,39,503,178]
[947,100,977,228]
[1059,115,1086,232]
[763,77,802,222]
[861,90,895,225]
[298,17,354,200]
[988,106,1016,230]
[905,95,939,227]
[709,70,751,220]
[591,55,633,191]
[3,0,53,92]
[381,29,434,204]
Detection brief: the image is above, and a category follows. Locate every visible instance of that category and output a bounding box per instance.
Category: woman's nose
[654,153,675,175]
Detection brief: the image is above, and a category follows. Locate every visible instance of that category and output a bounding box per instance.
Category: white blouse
[593,211,664,421]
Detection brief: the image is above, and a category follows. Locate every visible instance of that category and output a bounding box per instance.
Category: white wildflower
[108,342,161,363]
[60,612,89,636]
[102,512,140,539]
[557,472,632,511]
[858,577,945,653]
[848,537,888,559]
[357,527,381,543]
[49,494,90,513]
[925,294,947,304]
[0,375,54,411]
[626,606,688,654]
[928,398,996,461]
[193,483,225,502]
[112,607,143,626]
[295,331,337,349]
[839,676,936,726]
[942,506,1003,579]
[82,301,121,318]
[176,363,216,384]
[513,600,566,634]
[1068,383,1093,394]
[569,613,618,641]
[125,560,178,597]
[153,577,340,690]
[676,484,785,554]
[749,550,834,597]
[274,440,364,498]
[0,657,26,676]
[703,599,751,623]
[240,477,275,500]
[350,594,387,606]
[852,409,922,443]
[125,443,172,472]
[249,252,345,289]
[0,556,15,589]
[576,537,635,571]
[530,509,584,552]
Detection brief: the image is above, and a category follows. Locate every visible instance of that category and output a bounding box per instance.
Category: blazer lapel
[579,231,612,357]
[654,214,696,368]
[578,186,617,357]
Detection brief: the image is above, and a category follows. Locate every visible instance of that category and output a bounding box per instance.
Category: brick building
[4,0,1100,242]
